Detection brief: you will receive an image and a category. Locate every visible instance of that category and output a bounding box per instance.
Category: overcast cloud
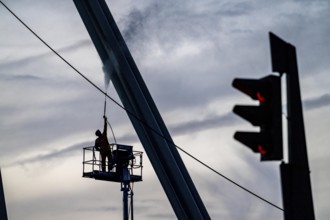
[1,0,330,219]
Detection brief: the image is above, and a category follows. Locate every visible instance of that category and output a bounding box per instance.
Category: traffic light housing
[232,75,283,161]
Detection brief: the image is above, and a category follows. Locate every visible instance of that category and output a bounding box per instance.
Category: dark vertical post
[122,183,129,220]
[130,190,134,220]
[270,32,315,220]
[0,169,8,220]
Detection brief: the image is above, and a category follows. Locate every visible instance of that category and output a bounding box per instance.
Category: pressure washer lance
[103,92,117,144]
[104,92,107,117]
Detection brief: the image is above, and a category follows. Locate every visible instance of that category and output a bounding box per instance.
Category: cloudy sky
[1,0,330,219]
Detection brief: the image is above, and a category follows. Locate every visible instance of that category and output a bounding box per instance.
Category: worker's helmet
[95,129,101,136]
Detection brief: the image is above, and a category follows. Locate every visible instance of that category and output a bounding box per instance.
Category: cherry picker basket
[82,143,143,182]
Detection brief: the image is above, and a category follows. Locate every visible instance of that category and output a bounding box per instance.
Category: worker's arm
[103,115,107,135]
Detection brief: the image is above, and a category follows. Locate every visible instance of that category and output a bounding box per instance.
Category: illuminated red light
[257,92,265,102]
[258,145,267,155]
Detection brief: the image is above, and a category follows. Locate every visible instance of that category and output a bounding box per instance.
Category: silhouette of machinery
[83,144,143,220]
[83,144,143,182]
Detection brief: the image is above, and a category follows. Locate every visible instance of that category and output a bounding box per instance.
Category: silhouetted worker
[95,116,112,172]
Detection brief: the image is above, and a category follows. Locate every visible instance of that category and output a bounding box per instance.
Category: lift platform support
[73,0,210,219]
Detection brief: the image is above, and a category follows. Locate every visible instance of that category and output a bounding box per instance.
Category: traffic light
[232,75,283,161]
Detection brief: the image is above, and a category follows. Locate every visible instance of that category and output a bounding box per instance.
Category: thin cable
[107,119,117,144]
[175,145,284,210]
[1,1,283,212]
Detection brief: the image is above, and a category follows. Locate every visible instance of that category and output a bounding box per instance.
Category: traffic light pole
[270,33,315,220]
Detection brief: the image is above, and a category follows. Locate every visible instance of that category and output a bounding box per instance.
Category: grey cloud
[144,58,234,112]
[0,39,90,71]
[6,91,328,168]
[3,141,89,168]
[134,195,176,219]
[0,74,42,81]
[75,205,120,213]
[146,213,176,219]
[56,39,91,53]
[304,93,330,110]
[3,111,238,167]
[8,188,122,219]
[218,2,255,17]
[164,92,330,139]
[0,52,51,70]
[1,126,138,168]
[169,112,239,136]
